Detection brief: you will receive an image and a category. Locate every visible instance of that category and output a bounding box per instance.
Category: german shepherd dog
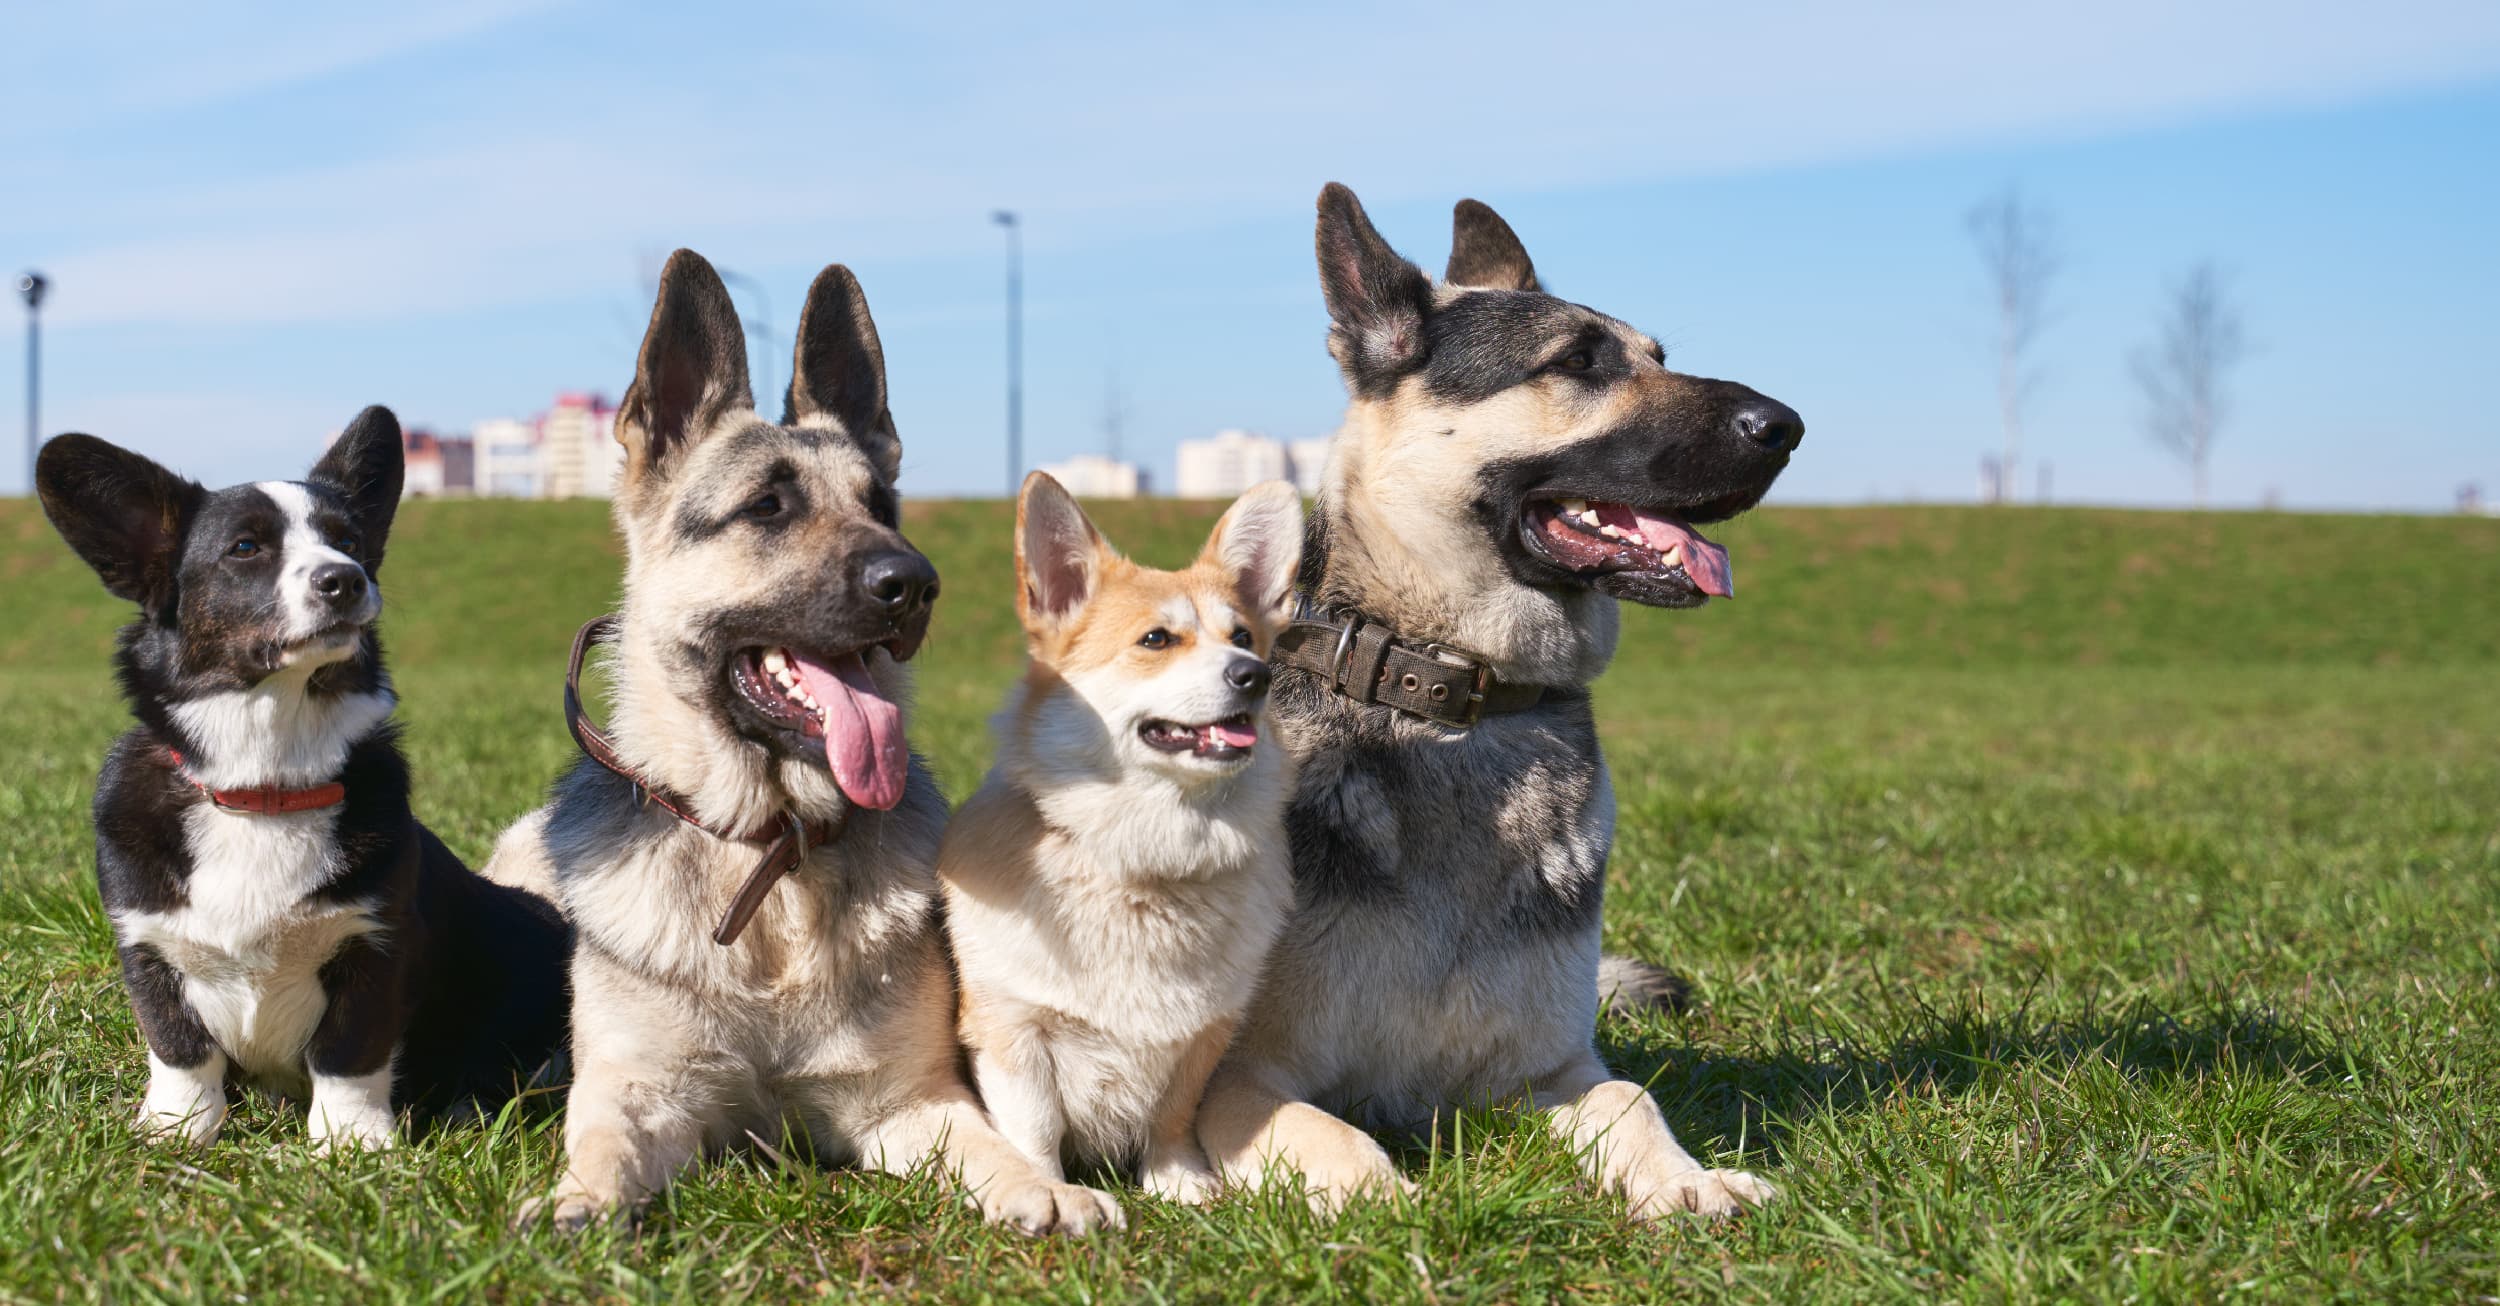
[37,414,569,1148]
[1197,185,1802,1220]
[488,251,1122,1235]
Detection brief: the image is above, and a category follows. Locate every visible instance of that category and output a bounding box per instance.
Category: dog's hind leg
[1197,1059,1411,1214]
[480,807,561,903]
[1536,1056,1775,1221]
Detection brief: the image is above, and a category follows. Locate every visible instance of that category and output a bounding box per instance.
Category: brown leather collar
[565,615,842,947]
[1270,608,1544,730]
[164,747,348,815]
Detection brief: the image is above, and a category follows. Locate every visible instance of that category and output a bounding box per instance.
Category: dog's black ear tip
[346,405,401,438]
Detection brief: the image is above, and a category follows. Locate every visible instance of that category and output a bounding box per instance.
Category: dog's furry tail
[1599,953,1693,1018]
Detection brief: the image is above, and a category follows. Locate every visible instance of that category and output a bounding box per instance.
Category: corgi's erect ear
[1015,472,1109,627]
[307,405,405,573]
[616,249,752,490]
[1315,182,1434,397]
[787,263,900,482]
[35,434,205,609]
[1203,480,1303,624]
[1446,198,1541,293]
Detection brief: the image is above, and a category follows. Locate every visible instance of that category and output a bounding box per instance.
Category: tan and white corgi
[939,473,1302,1203]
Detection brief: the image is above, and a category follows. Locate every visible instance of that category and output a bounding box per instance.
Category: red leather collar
[165,748,348,815]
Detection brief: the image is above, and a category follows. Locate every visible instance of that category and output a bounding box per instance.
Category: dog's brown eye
[1230,628,1253,649]
[1139,628,1173,650]
[331,534,359,557]
[227,538,259,559]
[741,493,783,521]
[1557,349,1594,373]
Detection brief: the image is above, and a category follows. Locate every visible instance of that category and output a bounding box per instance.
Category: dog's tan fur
[489,252,1119,1235]
[941,476,1300,1203]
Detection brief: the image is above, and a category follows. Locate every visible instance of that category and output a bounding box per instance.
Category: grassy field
[0,495,2494,1303]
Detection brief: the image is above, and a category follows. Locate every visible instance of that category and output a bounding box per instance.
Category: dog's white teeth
[763,649,789,675]
[1661,543,1682,566]
[1561,498,1588,515]
[1577,508,1606,529]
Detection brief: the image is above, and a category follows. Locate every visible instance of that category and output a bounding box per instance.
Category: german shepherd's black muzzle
[1485,377,1803,609]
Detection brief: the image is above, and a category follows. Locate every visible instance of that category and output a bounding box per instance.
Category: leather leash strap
[164,748,348,815]
[1269,609,1543,730]
[564,615,841,947]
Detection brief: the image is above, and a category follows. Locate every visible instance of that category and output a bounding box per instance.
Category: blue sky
[5,1,2497,509]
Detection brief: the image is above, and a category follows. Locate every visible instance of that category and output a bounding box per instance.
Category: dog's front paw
[979,1179,1127,1236]
[135,1101,226,1147]
[1299,1150,1415,1217]
[515,1191,615,1235]
[1626,1166,1777,1221]
[1140,1157,1222,1206]
[309,1109,397,1154]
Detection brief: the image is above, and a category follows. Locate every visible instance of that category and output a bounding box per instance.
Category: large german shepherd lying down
[1198,185,1803,1220]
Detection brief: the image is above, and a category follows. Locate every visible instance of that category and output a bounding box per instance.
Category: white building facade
[1038,453,1145,498]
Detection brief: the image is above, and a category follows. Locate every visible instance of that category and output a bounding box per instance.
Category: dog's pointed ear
[1315,182,1433,394]
[1202,480,1303,625]
[35,434,205,609]
[308,406,404,572]
[616,249,752,489]
[1016,472,1109,627]
[1446,198,1540,292]
[787,263,899,481]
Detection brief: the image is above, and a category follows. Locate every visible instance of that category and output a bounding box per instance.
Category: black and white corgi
[36,408,570,1149]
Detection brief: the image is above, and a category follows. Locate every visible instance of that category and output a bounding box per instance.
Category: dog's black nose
[1730,398,1804,453]
[1225,658,1271,697]
[860,550,938,620]
[310,562,368,605]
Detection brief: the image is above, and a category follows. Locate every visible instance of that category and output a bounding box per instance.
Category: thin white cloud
[12,1,2500,329]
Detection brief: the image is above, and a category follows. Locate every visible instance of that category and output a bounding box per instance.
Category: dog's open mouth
[730,645,910,810]
[1520,497,1733,606]
[1139,714,1258,762]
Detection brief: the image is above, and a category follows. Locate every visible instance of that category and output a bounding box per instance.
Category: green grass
[1,496,2494,1303]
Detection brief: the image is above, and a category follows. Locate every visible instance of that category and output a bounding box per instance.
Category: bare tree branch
[1966,185,2061,503]
[2130,261,2246,508]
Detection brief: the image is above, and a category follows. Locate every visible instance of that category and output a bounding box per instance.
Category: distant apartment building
[1175,429,1331,498]
[1176,429,1292,498]
[539,392,620,498]
[474,418,542,499]
[400,428,475,497]
[1038,453,1146,498]
[1287,438,1333,496]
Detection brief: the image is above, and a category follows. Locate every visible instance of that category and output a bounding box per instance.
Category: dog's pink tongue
[1631,510,1734,597]
[1209,721,1259,749]
[791,651,908,810]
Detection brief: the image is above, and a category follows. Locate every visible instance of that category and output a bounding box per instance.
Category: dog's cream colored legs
[525,1053,706,1232]
[850,1075,1124,1236]
[1537,1057,1775,1220]
[1197,1058,1411,1213]
[964,1033,1067,1182]
[1138,1020,1232,1205]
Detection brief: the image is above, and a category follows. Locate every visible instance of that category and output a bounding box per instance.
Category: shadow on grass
[1602,991,2347,1163]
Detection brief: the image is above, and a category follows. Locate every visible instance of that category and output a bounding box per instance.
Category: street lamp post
[18,271,46,495]
[992,211,1022,496]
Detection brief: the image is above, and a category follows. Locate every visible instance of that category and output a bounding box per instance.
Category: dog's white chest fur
[945,766,1292,1168]
[115,802,376,1091]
